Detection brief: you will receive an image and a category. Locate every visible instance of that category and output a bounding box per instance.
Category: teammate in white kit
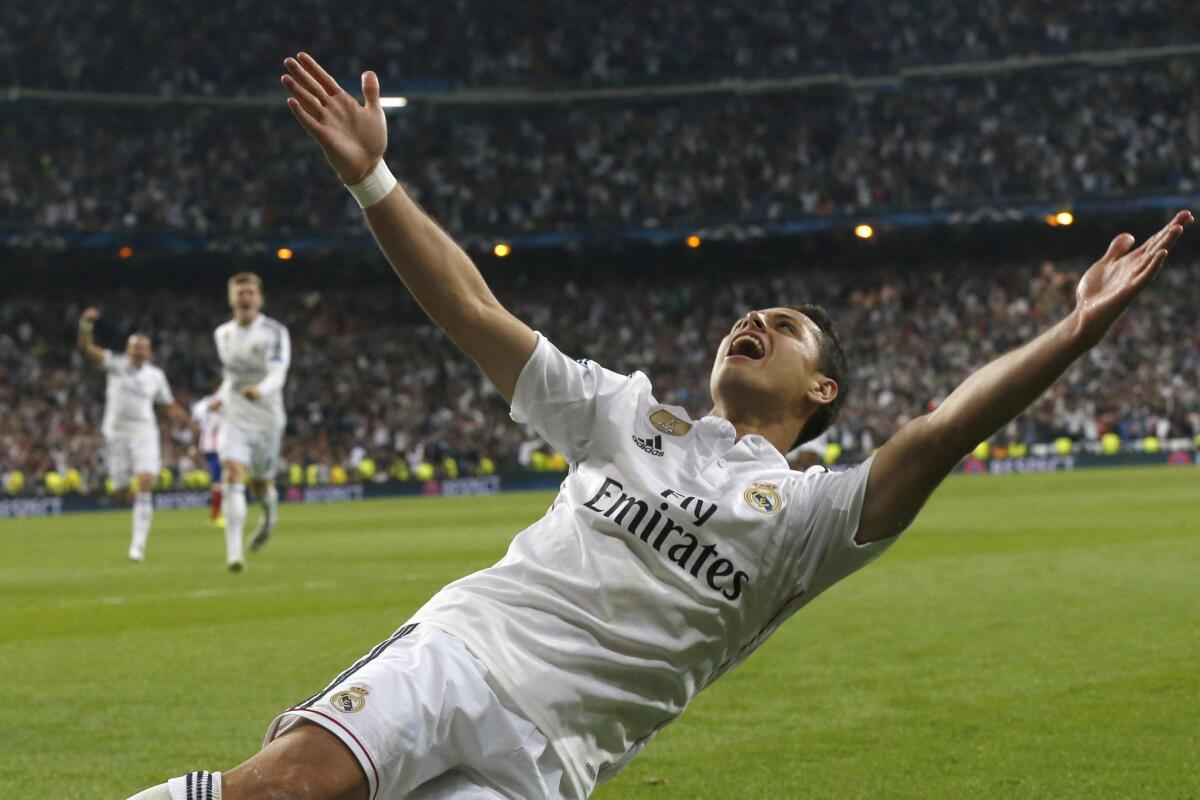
[214,273,291,571]
[77,307,195,562]
[190,393,225,527]
[125,53,1193,800]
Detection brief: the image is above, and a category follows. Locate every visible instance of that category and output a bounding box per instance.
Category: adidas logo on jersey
[632,433,664,457]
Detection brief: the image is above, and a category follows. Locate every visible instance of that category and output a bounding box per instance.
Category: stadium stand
[6,58,1200,241]
[4,0,1198,92]
[2,256,1196,494]
[4,4,1199,497]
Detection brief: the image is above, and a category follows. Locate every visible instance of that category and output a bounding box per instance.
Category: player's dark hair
[790,303,847,449]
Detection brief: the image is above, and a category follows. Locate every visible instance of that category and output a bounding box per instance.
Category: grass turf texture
[2,467,1197,799]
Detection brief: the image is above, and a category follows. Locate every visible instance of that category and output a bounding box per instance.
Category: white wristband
[345,161,397,209]
[78,319,94,333]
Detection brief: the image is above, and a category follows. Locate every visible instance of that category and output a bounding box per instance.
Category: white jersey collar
[688,413,791,469]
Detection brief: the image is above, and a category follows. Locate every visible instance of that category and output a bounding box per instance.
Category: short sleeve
[509,333,636,462]
[787,455,897,592]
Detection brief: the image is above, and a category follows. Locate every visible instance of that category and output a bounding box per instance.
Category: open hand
[1074,210,1193,345]
[281,52,387,185]
[81,307,100,324]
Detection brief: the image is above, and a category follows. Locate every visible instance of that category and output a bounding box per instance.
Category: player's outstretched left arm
[855,211,1194,544]
[76,307,106,365]
[281,52,535,402]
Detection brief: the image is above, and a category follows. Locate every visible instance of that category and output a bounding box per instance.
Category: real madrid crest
[743,482,783,515]
[330,686,369,713]
[649,409,692,436]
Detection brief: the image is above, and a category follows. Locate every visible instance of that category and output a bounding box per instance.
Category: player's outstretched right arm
[77,307,106,365]
[281,52,536,403]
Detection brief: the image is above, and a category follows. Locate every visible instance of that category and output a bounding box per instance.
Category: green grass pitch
[2,467,1197,799]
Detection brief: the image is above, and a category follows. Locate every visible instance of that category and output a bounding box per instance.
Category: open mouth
[727,332,765,360]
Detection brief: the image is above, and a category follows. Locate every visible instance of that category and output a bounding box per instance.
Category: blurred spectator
[3,0,1197,93]
[2,256,1196,493]
[6,59,1200,239]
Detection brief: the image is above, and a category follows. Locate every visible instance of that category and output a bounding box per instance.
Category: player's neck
[235,312,259,327]
[708,403,800,456]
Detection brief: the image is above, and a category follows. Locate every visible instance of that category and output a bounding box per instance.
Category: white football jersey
[100,351,174,440]
[416,335,897,798]
[190,395,222,453]
[214,314,290,431]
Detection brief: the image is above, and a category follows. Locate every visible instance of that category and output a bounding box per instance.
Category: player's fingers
[286,96,323,135]
[1131,248,1167,290]
[362,70,381,109]
[297,52,342,96]
[282,75,326,122]
[1138,212,1189,254]
[284,57,329,106]
[1103,233,1135,261]
[1139,224,1184,269]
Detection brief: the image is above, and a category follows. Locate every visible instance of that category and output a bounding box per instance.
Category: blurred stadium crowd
[3,257,1197,494]
[4,0,1195,92]
[7,58,1200,239]
[4,1,1200,496]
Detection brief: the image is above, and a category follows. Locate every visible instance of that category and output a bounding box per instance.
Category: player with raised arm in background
[214,273,291,571]
[125,54,1192,800]
[77,308,195,562]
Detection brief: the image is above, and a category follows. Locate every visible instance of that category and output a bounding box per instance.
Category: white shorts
[265,624,567,800]
[105,435,160,487]
[217,422,283,479]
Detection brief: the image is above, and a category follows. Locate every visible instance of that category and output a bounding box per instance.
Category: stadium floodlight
[380,96,409,108]
[118,246,134,259]
[854,224,874,239]
[1055,211,1075,226]
[276,247,294,260]
[493,243,512,257]
[686,235,702,248]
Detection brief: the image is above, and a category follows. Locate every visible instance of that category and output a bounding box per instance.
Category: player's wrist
[78,318,94,333]
[345,160,397,209]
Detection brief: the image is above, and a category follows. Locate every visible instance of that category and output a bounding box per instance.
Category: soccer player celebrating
[214,273,291,571]
[77,308,194,562]
[124,54,1193,800]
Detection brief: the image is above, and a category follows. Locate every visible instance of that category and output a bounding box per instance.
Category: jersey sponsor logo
[583,476,750,600]
[632,434,664,457]
[649,409,692,436]
[660,488,717,526]
[330,686,369,713]
[744,482,783,515]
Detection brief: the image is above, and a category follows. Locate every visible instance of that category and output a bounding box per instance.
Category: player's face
[709,307,832,420]
[125,334,152,366]
[229,282,263,323]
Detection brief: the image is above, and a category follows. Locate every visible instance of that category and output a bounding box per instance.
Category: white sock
[263,483,279,525]
[125,784,172,800]
[223,483,246,564]
[165,770,223,800]
[130,492,153,556]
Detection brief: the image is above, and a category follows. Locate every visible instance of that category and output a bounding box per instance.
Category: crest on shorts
[649,409,692,436]
[330,686,369,713]
[743,482,783,515]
